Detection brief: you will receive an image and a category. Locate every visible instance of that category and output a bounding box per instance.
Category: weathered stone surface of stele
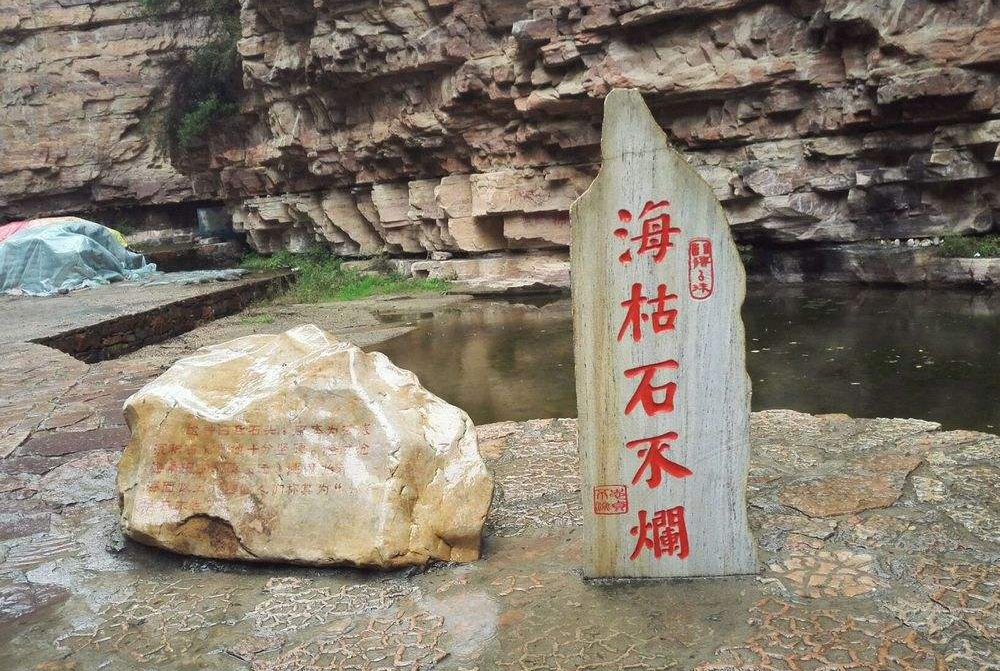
[116,324,493,568]
[572,89,756,579]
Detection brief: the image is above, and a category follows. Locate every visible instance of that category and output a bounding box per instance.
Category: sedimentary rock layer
[0,0,212,219]
[1,0,998,278]
[218,0,1000,258]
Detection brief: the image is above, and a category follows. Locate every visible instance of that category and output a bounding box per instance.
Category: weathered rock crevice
[175,512,260,559]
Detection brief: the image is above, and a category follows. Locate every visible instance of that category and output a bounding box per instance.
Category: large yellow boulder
[116,324,493,567]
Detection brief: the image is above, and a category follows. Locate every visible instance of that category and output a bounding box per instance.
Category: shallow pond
[371,284,1000,432]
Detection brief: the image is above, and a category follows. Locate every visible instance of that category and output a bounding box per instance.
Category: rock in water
[116,324,493,567]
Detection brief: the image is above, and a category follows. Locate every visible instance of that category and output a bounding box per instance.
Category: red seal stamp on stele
[593,485,629,515]
[688,238,714,300]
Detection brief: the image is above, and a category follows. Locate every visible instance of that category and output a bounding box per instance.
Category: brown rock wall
[1,0,998,281]
[0,0,211,219]
[217,0,999,259]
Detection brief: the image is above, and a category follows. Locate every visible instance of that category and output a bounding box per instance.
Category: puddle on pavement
[371,284,1000,431]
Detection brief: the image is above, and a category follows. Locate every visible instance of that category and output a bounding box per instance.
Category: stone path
[2,349,997,671]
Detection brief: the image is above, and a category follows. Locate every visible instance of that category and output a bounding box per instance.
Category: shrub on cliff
[937,235,1000,258]
[139,0,242,152]
[176,96,239,149]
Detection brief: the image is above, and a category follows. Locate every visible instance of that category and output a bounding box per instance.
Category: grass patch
[936,235,1000,258]
[240,312,275,325]
[241,250,450,303]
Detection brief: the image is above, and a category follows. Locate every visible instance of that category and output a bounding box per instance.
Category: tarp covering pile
[0,218,156,296]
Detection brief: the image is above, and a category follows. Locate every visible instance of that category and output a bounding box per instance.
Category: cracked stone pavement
[2,336,997,671]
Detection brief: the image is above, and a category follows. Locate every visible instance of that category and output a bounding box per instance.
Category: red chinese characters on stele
[617,282,678,343]
[603,196,695,564]
[624,359,678,416]
[629,506,689,560]
[688,238,714,300]
[615,200,681,265]
[593,198,696,561]
[626,431,692,488]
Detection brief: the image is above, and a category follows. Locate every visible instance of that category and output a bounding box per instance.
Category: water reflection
[371,298,575,424]
[744,285,1000,432]
[370,286,1000,432]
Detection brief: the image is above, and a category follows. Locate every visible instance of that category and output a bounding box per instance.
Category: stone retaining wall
[33,272,293,363]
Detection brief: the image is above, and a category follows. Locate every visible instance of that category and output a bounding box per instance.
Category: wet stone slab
[1,350,998,671]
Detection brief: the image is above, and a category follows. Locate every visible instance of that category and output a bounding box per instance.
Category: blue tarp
[0,219,157,296]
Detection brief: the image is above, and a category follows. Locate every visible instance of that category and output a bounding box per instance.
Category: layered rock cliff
[224,0,1000,284]
[2,0,999,284]
[0,0,211,219]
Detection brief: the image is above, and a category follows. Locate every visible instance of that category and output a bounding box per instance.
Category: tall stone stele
[571,89,756,578]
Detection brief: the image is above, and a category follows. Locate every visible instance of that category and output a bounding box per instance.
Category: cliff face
[2,0,999,283]
[0,0,209,219]
[217,0,1000,271]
